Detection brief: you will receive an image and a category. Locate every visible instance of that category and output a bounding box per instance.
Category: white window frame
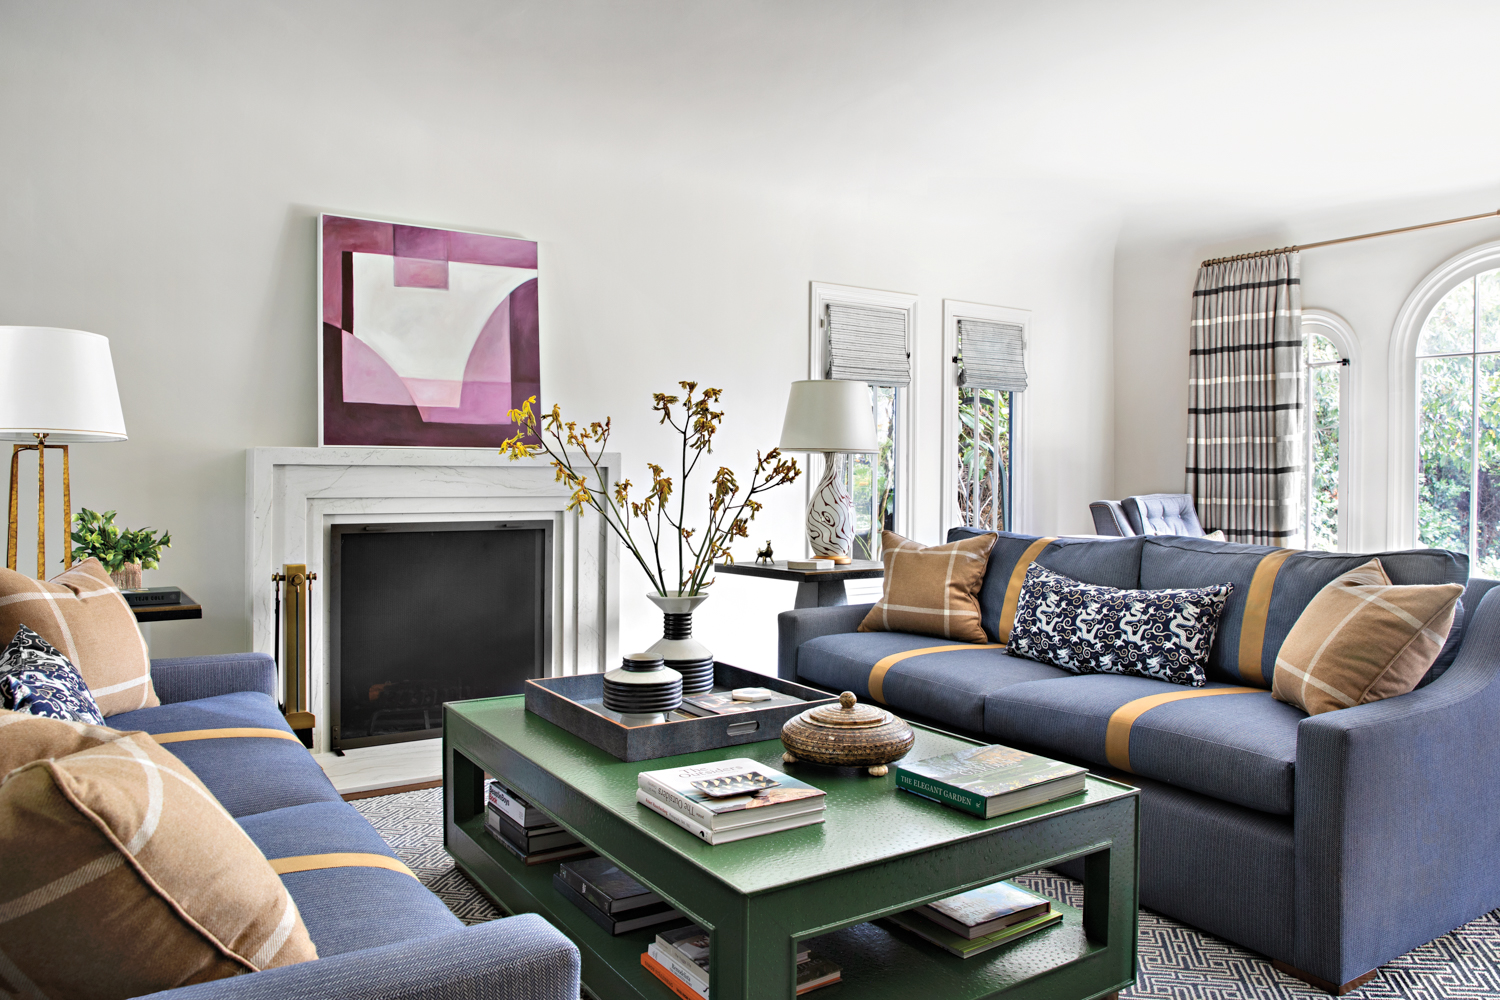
[1387,239,1500,548]
[1300,308,1357,551]
[941,299,1030,534]
[807,281,917,550]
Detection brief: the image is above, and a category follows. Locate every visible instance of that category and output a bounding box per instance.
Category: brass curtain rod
[1201,208,1500,267]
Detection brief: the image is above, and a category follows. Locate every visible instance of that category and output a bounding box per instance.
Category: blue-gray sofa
[778,530,1500,995]
[99,651,581,1000]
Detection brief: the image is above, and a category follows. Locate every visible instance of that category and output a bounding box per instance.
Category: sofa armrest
[1292,586,1500,985]
[150,652,277,704]
[134,914,579,1000]
[777,604,873,681]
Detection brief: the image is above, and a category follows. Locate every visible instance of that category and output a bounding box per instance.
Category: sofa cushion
[0,730,318,1000]
[1139,536,1468,688]
[1271,558,1462,716]
[796,631,1067,732]
[0,558,158,716]
[237,801,464,957]
[1008,563,1232,686]
[947,529,1147,644]
[985,674,1304,815]
[110,692,342,817]
[858,530,995,642]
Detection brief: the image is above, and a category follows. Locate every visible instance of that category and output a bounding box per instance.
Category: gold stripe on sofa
[996,537,1058,643]
[868,644,1005,704]
[1104,687,1261,772]
[151,728,303,744]
[267,853,418,879]
[1237,548,1296,686]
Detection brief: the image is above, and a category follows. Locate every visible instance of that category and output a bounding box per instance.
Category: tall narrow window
[1416,267,1500,572]
[820,295,911,560]
[954,318,1026,531]
[1303,332,1343,550]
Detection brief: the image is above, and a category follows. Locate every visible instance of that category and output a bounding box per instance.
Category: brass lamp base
[7,433,72,579]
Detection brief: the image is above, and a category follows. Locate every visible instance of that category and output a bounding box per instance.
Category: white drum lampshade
[779,380,877,564]
[0,326,127,578]
[0,327,128,443]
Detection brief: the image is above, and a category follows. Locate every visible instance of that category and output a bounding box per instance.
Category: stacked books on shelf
[895,744,1087,819]
[642,924,842,998]
[636,758,826,845]
[484,779,593,865]
[886,881,1063,959]
[551,856,685,935]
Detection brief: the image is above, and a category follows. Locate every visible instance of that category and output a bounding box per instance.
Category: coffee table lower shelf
[450,815,1112,1000]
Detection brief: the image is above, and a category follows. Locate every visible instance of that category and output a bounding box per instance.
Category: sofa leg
[1271,960,1377,995]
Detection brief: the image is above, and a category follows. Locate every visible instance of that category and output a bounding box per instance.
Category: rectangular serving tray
[524,662,836,762]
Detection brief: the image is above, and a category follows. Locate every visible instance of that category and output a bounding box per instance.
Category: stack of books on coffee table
[885,881,1062,958]
[484,779,592,865]
[642,924,841,998]
[551,856,685,935]
[635,758,826,844]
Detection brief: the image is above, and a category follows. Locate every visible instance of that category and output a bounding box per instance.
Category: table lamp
[779,379,877,564]
[0,327,128,578]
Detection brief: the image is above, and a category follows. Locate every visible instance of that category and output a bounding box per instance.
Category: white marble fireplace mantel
[246,447,620,783]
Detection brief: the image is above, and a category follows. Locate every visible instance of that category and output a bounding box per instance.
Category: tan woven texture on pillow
[1271,558,1462,716]
[0,557,157,715]
[0,707,126,778]
[858,530,997,642]
[0,729,318,998]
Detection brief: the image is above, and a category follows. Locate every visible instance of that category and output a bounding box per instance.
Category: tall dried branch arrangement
[501,382,800,596]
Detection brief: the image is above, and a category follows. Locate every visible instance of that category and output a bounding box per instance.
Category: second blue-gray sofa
[778,530,1500,994]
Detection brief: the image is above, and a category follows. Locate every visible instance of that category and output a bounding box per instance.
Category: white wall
[1114,187,1500,553]
[0,2,1117,672]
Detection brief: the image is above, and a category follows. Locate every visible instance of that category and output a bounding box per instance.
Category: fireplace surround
[248,447,619,764]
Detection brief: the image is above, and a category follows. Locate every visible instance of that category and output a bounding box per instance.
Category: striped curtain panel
[1185,253,1304,546]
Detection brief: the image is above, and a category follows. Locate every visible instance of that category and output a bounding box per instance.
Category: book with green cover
[895,744,1086,819]
[919,880,1052,939]
[885,908,1064,958]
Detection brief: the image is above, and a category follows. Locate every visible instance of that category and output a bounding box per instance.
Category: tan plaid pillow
[1272,558,1462,716]
[0,707,124,777]
[858,530,996,642]
[0,557,157,716]
[0,727,318,998]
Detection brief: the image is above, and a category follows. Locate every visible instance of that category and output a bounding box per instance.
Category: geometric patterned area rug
[354,788,1500,998]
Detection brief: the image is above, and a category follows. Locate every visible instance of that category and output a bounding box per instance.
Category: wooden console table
[713,560,883,609]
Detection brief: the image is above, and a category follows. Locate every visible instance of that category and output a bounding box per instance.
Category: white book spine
[637,773,718,824]
[636,788,716,841]
[648,943,709,996]
[488,786,529,827]
[636,789,824,845]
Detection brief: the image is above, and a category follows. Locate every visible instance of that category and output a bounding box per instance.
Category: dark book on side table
[551,873,684,935]
[120,587,181,607]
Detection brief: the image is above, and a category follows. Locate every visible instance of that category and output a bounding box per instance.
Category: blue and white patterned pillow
[0,625,106,725]
[1007,563,1233,687]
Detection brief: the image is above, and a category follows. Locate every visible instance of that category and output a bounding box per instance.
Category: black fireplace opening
[330,520,550,751]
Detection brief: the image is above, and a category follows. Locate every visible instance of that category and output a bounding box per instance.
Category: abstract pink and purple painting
[319,214,539,447]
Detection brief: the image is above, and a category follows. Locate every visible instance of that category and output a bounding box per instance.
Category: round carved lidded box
[780,691,915,776]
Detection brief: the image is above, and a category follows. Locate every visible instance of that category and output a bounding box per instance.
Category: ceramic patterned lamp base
[807,456,854,565]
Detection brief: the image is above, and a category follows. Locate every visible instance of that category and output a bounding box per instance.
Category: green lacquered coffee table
[444,696,1138,1000]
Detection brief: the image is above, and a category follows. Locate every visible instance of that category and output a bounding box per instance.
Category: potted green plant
[69,508,172,590]
[502,382,800,691]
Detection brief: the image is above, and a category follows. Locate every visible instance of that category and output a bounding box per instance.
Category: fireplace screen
[330,521,549,750]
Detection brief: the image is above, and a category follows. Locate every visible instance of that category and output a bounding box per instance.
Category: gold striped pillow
[1271,558,1462,716]
[0,558,157,716]
[858,530,996,642]
[0,728,317,998]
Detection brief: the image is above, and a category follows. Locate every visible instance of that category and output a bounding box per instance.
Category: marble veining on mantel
[247,447,620,757]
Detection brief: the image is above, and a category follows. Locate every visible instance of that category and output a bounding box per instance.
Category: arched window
[1415,267,1500,571]
[1300,310,1355,551]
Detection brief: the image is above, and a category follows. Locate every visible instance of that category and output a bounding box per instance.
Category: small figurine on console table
[755,540,774,564]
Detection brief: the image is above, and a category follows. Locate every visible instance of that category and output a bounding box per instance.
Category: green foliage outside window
[957,387,1011,531]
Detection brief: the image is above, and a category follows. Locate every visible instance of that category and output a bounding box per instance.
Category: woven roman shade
[825,302,910,387]
[957,318,1028,392]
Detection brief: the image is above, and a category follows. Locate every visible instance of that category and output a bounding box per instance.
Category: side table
[713,560,883,609]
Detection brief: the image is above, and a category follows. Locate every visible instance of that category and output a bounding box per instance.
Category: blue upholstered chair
[1121,493,1205,537]
[1089,500,1133,536]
